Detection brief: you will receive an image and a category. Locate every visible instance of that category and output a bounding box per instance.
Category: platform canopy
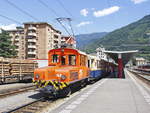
[104,50,138,66]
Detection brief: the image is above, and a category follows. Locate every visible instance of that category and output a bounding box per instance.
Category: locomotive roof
[49,48,87,56]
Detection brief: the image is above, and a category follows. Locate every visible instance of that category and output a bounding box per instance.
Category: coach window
[88,60,90,68]
[61,56,66,65]
[69,55,76,65]
[52,54,59,63]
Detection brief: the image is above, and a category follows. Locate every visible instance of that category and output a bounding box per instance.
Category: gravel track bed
[0,83,34,91]
[0,89,41,113]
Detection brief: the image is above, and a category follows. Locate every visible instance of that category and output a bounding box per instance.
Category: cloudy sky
[0,0,150,35]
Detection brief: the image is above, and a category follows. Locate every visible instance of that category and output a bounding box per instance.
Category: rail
[4,97,45,113]
[127,69,150,86]
[0,85,36,98]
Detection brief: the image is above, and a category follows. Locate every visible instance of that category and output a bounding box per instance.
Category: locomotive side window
[52,54,59,63]
[80,55,86,66]
[69,55,76,65]
[61,56,66,65]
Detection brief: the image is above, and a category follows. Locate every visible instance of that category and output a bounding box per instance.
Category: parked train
[33,48,116,97]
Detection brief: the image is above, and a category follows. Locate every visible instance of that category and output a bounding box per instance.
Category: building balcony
[28,45,36,49]
[15,38,19,41]
[28,32,36,37]
[15,33,20,36]
[15,48,19,51]
[28,39,36,42]
[15,43,20,46]
[54,38,59,41]
[28,51,36,55]
[28,26,36,31]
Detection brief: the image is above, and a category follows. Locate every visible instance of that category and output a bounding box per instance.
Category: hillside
[84,15,150,59]
[75,32,107,49]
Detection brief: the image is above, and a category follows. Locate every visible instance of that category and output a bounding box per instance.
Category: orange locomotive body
[33,48,90,97]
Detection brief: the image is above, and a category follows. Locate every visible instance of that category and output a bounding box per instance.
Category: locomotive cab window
[52,54,59,63]
[61,56,66,65]
[69,55,76,66]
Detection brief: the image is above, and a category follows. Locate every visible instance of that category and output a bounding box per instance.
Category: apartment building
[24,22,61,59]
[8,27,26,59]
[8,22,61,59]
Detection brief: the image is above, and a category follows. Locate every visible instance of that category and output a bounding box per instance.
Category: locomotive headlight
[35,74,39,79]
[56,74,66,80]
[61,75,66,80]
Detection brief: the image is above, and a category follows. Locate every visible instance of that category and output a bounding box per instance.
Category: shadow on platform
[106,71,125,79]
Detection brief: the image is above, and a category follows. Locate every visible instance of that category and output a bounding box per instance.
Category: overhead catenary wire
[56,0,74,18]
[37,0,75,38]
[56,0,81,36]
[5,0,39,21]
[68,20,75,37]
[37,0,59,17]
[0,14,22,25]
[56,18,71,36]
[37,0,70,36]
[57,0,75,37]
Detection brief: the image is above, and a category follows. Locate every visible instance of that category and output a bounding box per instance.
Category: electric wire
[0,14,22,25]
[5,0,39,21]
[37,0,71,36]
[56,0,74,18]
[38,0,75,38]
[68,20,75,37]
[56,0,79,36]
[56,18,71,36]
[37,0,59,17]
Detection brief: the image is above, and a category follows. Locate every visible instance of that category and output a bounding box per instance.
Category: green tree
[0,29,17,58]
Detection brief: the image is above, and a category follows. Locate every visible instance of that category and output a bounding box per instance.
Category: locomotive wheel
[57,87,71,98]
[65,87,71,96]
[80,79,87,88]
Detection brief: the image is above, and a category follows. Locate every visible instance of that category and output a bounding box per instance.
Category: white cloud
[91,8,95,11]
[93,6,120,17]
[80,9,88,16]
[0,24,17,30]
[76,21,92,27]
[131,0,148,4]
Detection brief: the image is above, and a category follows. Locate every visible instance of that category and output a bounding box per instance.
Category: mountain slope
[75,32,107,49]
[84,15,150,59]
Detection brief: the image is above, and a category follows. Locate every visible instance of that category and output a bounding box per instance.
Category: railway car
[33,48,90,97]
[87,55,105,81]
[0,58,38,84]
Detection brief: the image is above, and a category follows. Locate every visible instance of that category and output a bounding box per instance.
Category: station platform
[50,69,150,113]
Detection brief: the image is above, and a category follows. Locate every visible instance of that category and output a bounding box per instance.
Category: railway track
[128,69,150,86]
[0,85,37,98]
[5,97,46,113]
[3,81,94,113]
[5,96,69,113]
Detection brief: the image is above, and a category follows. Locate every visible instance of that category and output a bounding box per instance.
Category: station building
[135,57,148,66]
